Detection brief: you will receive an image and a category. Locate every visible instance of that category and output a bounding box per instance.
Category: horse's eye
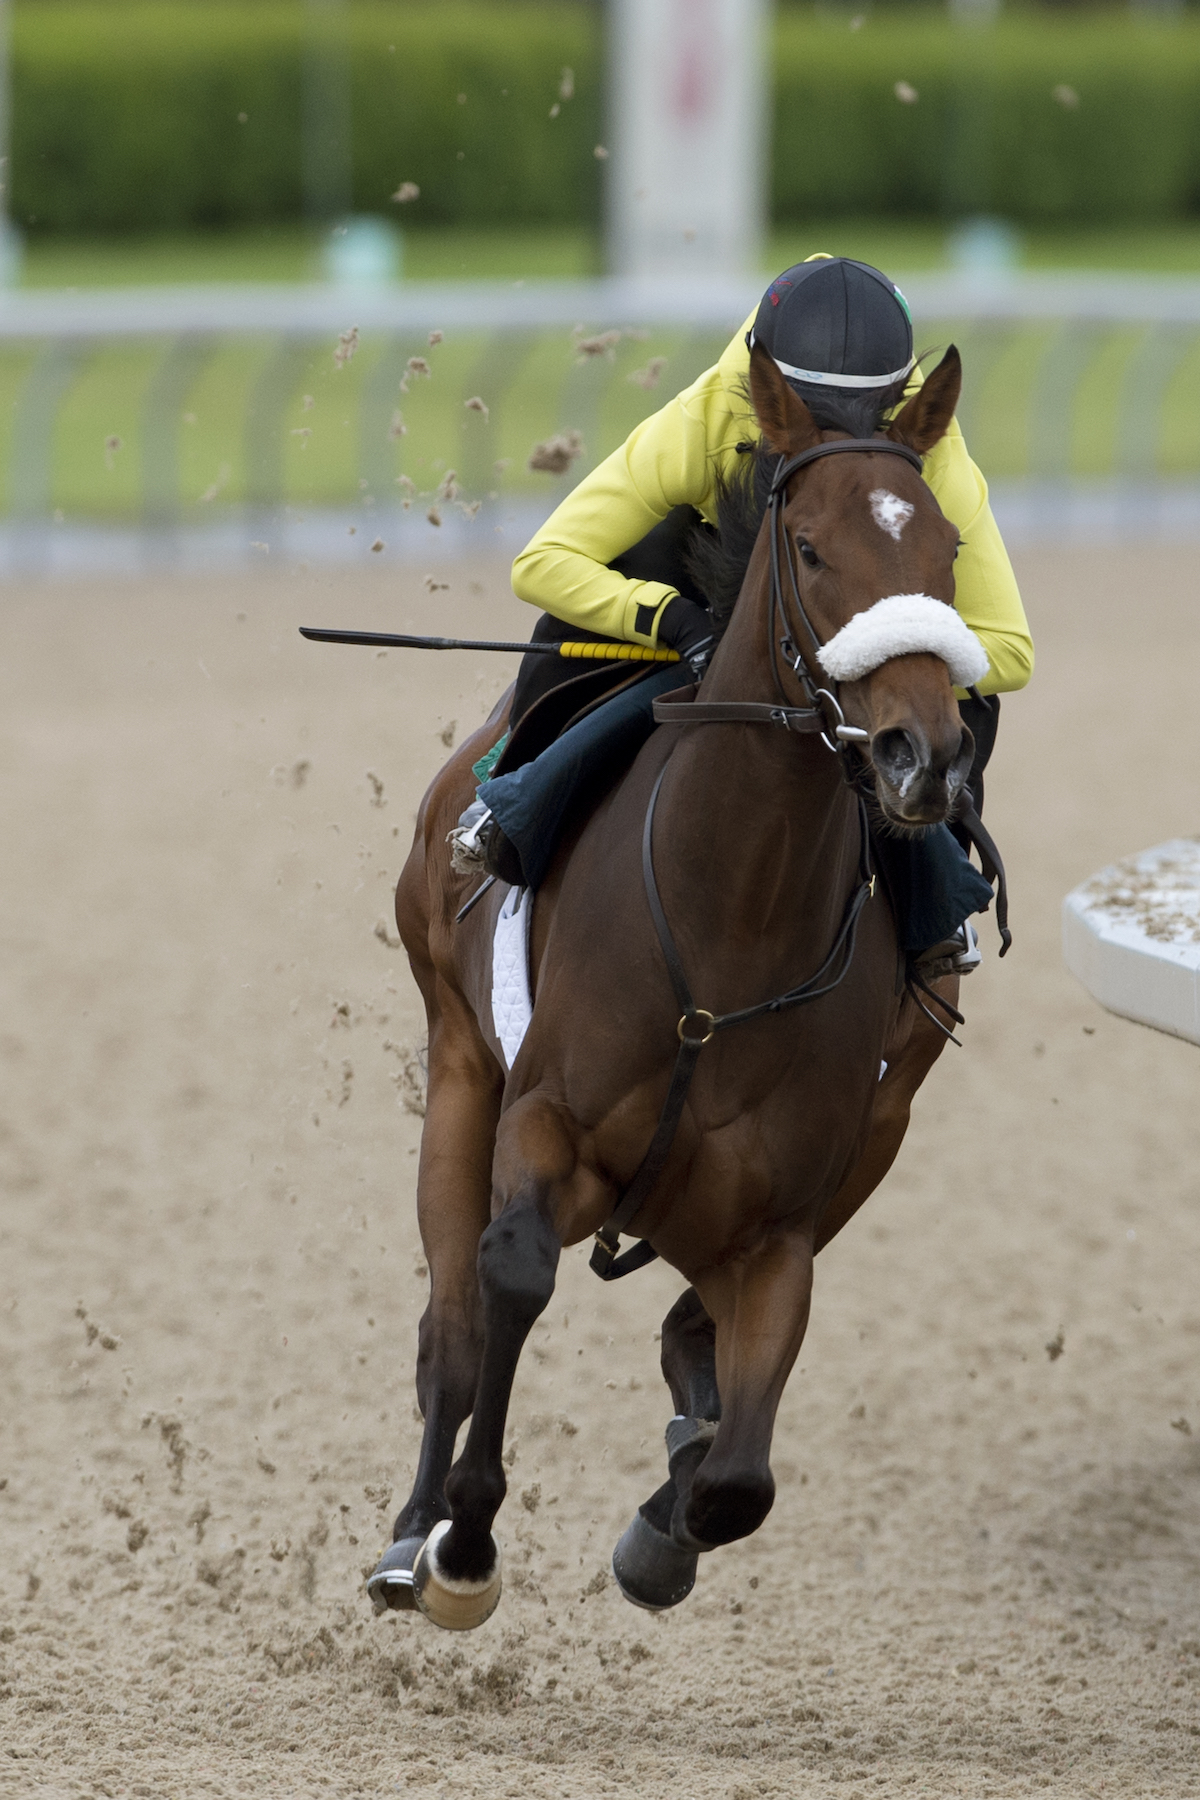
[798,540,821,569]
[954,539,965,560]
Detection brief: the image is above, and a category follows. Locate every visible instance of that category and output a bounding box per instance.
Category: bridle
[766,437,925,753]
[755,435,1009,964]
[589,435,1002,1283]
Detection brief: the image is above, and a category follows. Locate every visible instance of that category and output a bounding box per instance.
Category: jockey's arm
[512,336,1033,700]
[922,416,1033,698]
[511,371,730,650]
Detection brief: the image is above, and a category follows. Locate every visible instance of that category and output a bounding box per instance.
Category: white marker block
[1062,839,1200,1047]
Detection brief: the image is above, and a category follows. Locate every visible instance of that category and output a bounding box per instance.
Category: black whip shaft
[302,627,561,654]
[299,627,679,663]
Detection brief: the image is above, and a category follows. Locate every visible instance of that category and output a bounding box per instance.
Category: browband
[770,439,924,495]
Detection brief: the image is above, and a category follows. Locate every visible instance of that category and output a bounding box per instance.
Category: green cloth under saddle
[472,732,509,785]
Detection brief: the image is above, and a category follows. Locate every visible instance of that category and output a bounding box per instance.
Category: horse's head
[748,342,982,829]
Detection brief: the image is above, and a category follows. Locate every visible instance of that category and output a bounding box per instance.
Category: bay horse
[370,342,984,1628]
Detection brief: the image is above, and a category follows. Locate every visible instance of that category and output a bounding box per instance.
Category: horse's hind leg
[659,1286,722,1423]
[407,1191,560,1628]
[612,1288,722,1612]
[367,983,502,1614]
[408,1097,586,1629]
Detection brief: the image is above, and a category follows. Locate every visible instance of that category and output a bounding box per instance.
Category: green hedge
[772,15,1200,223]
[12,3,604,232]
[12,4,1200,233]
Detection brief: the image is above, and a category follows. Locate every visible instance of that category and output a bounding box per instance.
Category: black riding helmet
[748,256,914,409]
[660,258,915,667]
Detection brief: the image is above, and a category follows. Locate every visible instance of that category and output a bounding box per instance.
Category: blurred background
[6,0,1200,572]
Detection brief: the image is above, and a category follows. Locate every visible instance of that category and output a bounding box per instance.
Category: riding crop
[299,627,681,663]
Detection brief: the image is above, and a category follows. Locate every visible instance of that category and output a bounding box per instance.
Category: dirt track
[1,546,1199,1800]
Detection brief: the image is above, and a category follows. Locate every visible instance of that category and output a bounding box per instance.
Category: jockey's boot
[477,817,526,888]
[912,920,981,981]
[446,800,525,888]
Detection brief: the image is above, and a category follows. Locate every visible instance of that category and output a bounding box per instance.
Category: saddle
[490,657,661,781]
[492,503,712,780]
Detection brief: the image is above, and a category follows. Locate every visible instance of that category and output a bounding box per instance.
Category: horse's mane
[683,379,911,634]
[683,448,772,630]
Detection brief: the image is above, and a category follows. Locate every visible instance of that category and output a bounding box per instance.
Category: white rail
[4,270,1200,341]
[0,276,762,341]
[6,268,1200,573]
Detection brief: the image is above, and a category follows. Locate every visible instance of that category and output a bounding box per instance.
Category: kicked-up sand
[0,545,1198,1800]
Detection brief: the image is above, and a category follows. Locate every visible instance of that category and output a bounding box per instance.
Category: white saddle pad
[491,886,533,1071]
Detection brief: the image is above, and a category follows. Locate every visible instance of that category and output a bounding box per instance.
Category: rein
[591,434,919,1281]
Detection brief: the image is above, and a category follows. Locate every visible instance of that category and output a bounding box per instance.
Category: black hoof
[366,1535,426,1614]
[612,1509,699,1611]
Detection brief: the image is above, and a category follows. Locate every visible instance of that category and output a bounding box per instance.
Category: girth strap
[588,1031,705,1280]
[590,768,716,1281]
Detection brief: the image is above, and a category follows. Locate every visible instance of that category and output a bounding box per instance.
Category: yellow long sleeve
[512,320,1033,697]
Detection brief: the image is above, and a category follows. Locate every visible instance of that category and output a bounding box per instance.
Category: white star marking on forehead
[869,488,914,542]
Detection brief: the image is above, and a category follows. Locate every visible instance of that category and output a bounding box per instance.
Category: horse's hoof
[365,1535,426,1614]
[411,1520,502,1631]
[612,1509,699,1611]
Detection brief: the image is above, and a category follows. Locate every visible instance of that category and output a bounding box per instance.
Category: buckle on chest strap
[677,1009,716,1046]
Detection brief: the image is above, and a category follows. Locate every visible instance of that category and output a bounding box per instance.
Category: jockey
[457,254,1033,977]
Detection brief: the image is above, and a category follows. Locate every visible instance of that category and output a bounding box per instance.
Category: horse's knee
[477,1203,559,1324]
[683,1465,775,1549]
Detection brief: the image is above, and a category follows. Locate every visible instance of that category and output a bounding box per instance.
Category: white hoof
[412,1519,502,1631]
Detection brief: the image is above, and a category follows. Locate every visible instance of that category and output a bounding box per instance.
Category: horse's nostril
[873,728,920,792]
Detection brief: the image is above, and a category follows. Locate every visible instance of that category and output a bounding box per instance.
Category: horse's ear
[887,346,962,456]
[749,340,822,457]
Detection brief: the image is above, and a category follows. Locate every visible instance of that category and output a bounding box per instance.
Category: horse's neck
[658,575,860,944]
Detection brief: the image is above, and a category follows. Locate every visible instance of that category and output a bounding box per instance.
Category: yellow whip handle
[557,642,680,663]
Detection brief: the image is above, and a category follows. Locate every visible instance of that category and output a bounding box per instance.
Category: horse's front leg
[814,973,959,1254]
[411,1094,588,1630]
[680,1230,815,1551]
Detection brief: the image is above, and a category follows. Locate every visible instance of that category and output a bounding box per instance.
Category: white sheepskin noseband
[816,593,989,688]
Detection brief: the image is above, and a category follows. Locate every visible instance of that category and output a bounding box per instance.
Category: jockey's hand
[658,596,715,678]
